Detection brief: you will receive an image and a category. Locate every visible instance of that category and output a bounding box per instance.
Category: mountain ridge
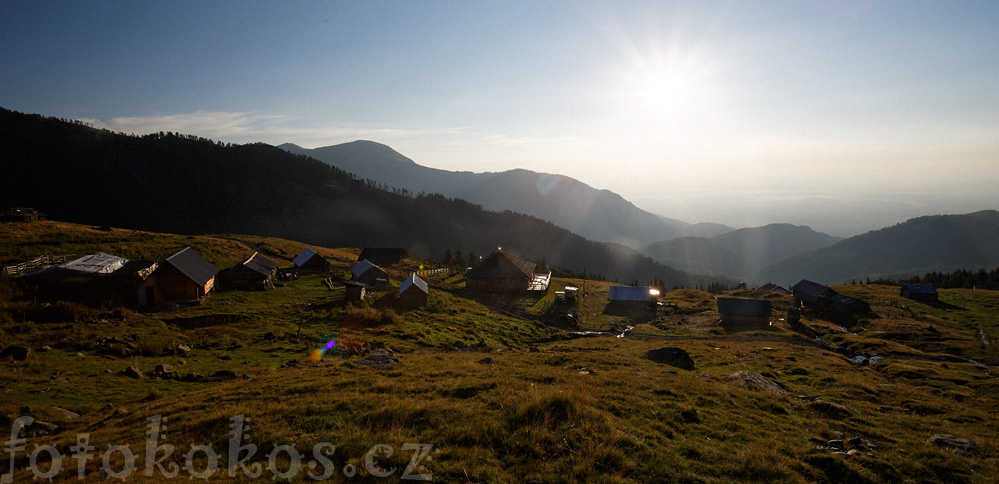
[755,210,999,285]
[0,107,724,287]
[279,140,734,247]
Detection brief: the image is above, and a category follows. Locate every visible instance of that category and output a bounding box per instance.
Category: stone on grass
[122,366,144,379]
[354,349,399,369]
[928,434,976,455]
[725,371,788,395]
[645,347,694,370]
[1,345,32,361]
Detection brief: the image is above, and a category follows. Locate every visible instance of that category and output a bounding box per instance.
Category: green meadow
[1,221,997,483]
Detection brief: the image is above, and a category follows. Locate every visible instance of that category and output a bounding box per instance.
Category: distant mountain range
[279,141,731,247]
[756,211,999,285]
[0,108,724,287]
[639,224,842,280]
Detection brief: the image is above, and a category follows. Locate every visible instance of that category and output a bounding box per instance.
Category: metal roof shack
[399,273,429,307]
[60,252,129,274]
[609,286,658,302]
[900,284,939,302]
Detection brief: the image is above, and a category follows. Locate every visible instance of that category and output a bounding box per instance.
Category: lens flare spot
[536,174,560,195]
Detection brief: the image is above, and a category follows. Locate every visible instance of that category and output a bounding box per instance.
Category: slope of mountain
[279,141,733,247]
[0,108,723,287]
[640,224,842,281]
[756,211,999,285]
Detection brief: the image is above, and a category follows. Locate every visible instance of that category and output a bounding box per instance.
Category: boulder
[154,364,174,375]
[928,434,977,455]
[726,371,788,395]
[50,406,80,421]
[1,345,33,361]
[646,347,694,370]
[211,370,239,380]
[122,366,144,379]
[806,400,850,420]
[477,357,496,365]
[354,349,399,369]
[176,344,192,354]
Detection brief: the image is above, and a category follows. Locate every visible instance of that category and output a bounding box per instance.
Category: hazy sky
[3,1,997,236]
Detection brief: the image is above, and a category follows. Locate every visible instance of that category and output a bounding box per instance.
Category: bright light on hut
[649,289,661,296]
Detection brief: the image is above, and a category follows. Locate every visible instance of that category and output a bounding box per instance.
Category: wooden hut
[717,297,772,326]
[344,280,368,302]
[465,251,536,293]
[351,259,390,290]
[293,248,334,275]
[137,247,217,307]
[399,273,429,307]
[224,252,278,290]
[791,280,836,308]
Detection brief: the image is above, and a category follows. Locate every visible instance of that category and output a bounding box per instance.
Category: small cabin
[399,273,429,307]
[137,247,218,307]
[717,297,771,326]
[293,248,334,275]
[465,251,538,293]
[351,259,390,290]
[224,252,278,290]
[608,286,659,304]
[791,280,836,308]
[900,283,938,302]
[344,280,368,302]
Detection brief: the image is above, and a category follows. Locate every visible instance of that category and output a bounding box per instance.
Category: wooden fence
[3,254,76,277]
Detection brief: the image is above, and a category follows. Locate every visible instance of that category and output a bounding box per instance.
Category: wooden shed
[399,273,429,307]
[137,247,217,307]
[791,279,836,308]
[344,280,368,302]
[351,259,390,289]
[465,251,536,293]
[293,248,334,275]
[224,252,278,290]
[717,297,772,326]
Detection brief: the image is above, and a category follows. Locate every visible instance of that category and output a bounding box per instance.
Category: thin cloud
[78,111,468,148]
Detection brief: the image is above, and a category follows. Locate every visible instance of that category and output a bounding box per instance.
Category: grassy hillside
[2,221,997,483]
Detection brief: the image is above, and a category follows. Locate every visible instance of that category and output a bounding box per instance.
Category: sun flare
[642,74,688,117]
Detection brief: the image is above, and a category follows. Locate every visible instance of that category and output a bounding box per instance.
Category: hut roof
[351,259,387,278]
[239,252,278,276]
[791,279,836,298]
[165,247,218,286]
[901,283,938,295]
[293,248,321,267]
[400,273,429,295]
[60,252,129,274]
[466,251,536,279]
[609,286,656,302]
[717,297,772,316]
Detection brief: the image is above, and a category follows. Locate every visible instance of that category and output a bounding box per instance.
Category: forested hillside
[0,108,721,287]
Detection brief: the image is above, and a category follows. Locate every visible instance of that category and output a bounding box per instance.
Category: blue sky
[3,1,998,235]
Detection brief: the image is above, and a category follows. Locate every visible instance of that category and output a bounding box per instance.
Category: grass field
[1,221,997,483]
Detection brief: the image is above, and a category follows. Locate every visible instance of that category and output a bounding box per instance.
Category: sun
[642,73,688,118]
